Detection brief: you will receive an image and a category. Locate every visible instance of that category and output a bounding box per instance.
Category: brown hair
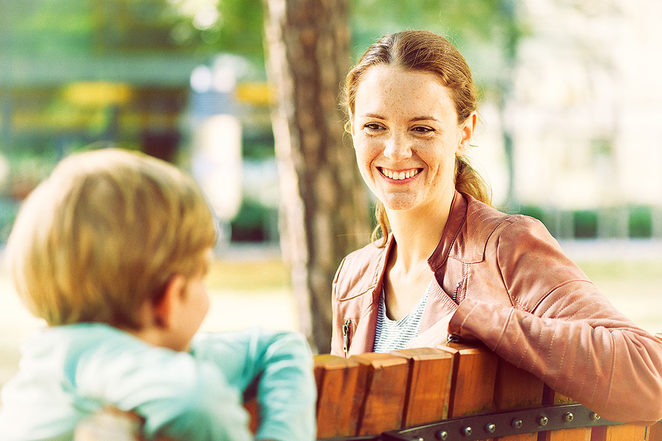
[6,148,216,329]
[343,30,492,244]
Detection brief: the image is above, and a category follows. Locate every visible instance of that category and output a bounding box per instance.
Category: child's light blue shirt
[0,323,316,441]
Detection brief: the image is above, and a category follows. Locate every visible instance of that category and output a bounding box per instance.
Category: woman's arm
[449,216,662,422]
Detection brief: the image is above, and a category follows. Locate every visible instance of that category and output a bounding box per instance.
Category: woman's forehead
[354,64,456,119]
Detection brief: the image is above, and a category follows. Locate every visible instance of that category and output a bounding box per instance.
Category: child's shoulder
[22,323,177,375]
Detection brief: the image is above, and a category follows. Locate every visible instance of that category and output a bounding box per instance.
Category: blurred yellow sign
[62,82,132,107]
[234,82,274,106]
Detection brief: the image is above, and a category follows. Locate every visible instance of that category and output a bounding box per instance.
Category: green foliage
[350,0,527,91]
[230,198,277,242]
[0,198,19,244]
[1,0,261,59]
[573,209,598,238]
[242,130,274,160]
[213,0,265,62]
[629,206,652,238]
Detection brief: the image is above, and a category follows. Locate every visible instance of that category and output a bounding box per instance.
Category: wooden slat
[313,354,361,438]
[493,359,545,441]
[649,422,662,441]
[590,424,648,441]
[539,391,591,441]
[444,342,498,418]
[391,347,455,427]
[604,424,648,441]
[243,400,259,434]
[350,352,410,435]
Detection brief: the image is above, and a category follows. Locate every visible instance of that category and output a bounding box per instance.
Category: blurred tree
[263,0,371,352]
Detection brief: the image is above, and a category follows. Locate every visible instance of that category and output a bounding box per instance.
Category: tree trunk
[263,0,371,353]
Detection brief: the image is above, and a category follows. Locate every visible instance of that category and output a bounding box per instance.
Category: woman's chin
[380,196,419,212]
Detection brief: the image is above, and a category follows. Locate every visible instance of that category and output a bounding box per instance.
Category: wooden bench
[309,340,662,441]
[77,333,662,440]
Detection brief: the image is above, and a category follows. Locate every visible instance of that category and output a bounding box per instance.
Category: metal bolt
[436,430,448,440]
[462,426,473,437]
[411,438,424,441]
[538,415,549,426]
[436,431,448,441]
[511,418,523,429]
[563,412,574,423]
[485,423,497,434]
[590,412,601,422]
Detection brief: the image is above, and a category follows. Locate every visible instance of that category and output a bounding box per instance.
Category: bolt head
[590,412,601,422]
[512,418,523,429]
[485,423,497,433]
[462,426,473,436]
[563,412,574,423]
[436,431,448,441]
[538,415,549,426]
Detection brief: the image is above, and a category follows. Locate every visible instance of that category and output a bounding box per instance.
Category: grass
[575,259,662,334]
[206,258,289,291]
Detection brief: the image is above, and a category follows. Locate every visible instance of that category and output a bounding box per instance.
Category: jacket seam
[528,279,594,314]
[337,285,378,302]
[604,329,616,407]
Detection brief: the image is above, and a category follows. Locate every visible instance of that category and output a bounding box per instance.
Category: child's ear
[153,274,186,329]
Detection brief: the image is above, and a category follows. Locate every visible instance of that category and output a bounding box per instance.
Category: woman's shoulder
[333,239,388,301]
[457,195,559,265]
[464,195,550,241]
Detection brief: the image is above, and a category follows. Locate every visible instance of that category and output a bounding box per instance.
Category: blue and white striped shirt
[373,281,431,353]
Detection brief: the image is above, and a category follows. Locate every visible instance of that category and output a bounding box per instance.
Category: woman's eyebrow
[359,113,385,119]
[410,116,439,122]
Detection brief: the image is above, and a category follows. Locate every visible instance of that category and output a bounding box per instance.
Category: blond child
[0,148,316,441]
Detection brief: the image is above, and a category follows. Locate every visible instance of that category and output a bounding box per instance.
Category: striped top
[373,282,431,353]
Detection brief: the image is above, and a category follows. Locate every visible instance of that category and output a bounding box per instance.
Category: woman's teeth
[381,168,419,180]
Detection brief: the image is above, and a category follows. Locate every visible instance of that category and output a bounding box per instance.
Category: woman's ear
[152,274,186,329]
[457,112,477,156]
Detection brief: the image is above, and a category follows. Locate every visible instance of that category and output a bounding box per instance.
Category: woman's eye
[363,123,384,131]
[412,126,434,134]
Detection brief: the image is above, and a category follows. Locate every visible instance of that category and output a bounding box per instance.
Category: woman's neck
[386,191,455,273]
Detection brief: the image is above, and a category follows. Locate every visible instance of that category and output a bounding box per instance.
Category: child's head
[6,148,217,336]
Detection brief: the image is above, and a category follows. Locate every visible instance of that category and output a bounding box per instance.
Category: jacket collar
[427,191,467,271]
[365,191,493,299]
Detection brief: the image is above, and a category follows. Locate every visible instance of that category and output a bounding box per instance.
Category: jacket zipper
[342,319,352,356]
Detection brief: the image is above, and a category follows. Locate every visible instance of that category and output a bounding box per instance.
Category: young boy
[0,148,316,441]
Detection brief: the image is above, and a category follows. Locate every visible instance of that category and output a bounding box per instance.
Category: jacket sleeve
[191,329,316,441]
[449,216,662,423]
[75,339,253,441]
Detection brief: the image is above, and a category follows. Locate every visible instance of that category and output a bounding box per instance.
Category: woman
[330,30,662,422]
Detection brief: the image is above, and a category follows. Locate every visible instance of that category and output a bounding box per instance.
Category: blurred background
[1,0,661,384]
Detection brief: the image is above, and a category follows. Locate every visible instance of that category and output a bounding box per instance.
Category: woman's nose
[383,134,412,160]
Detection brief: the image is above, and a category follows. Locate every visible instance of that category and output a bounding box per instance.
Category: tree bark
[263,0,371,353]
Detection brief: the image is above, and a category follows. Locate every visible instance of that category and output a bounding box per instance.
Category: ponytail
[455,155,492,205]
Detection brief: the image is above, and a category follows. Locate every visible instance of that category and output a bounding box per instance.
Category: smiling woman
[351,64,472,219]
[330,30,662,423]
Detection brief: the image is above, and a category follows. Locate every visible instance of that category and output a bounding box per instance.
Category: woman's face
[351,64,474,214]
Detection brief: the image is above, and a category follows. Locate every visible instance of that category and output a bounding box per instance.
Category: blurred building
[473,0,662,239]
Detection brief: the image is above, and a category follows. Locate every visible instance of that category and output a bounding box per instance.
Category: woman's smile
[378,167,422,182]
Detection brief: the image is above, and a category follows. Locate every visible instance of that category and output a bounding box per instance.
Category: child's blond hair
[6,148,216,329]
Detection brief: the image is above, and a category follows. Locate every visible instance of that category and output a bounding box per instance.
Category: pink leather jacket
[331,191,662,422]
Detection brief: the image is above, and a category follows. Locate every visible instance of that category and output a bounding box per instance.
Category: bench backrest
[311,341,662,441]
